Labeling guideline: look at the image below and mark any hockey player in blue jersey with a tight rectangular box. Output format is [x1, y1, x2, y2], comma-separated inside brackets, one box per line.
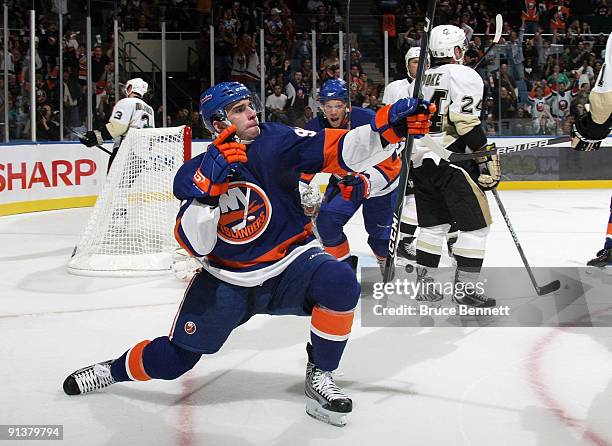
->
[300, 79, 401, 272]
[62, 81, 433, 427]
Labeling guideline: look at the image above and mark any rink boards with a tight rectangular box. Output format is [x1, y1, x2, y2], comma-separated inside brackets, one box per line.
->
[1, 137, 611, 216]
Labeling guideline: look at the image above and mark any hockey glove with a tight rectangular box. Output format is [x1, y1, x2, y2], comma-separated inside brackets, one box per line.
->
[79, 130, 104, 147]
[475, 143, 501, 190]
[571, 112, 610, 151]
[338, 173, 371, 201]
[371, 98, 435, 143]
[193, 125, 247, 196]
[407, 103, 436, 136]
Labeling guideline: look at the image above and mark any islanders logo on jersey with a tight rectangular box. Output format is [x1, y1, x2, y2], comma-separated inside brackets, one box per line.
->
[217, 181, 272, 244]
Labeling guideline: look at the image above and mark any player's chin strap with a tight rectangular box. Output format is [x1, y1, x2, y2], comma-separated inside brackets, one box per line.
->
[454, 53, 465, 65]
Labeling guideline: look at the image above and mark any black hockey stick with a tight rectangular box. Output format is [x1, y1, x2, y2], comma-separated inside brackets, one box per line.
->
[345, 0, 352, 128]
[65, 125, 113, 155]
[422, 132, 611, 161]
[491, 188, 561, 296]
[382, 0, 436, 283]
[473, 14, 503, 70]
[421, 134, 574, 161]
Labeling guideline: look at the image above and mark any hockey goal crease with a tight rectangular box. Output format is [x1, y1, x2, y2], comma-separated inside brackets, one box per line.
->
[68, 126, 192, 276]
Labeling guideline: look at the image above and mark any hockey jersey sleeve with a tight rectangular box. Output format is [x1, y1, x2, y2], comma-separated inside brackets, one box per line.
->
[589, 32, 612, 125]
[173, 153, 222, 257]
[105, 99, 132, 138]
[299, 116, 324, 185]
[363, 154, 401, 196]
[448, 67, 484, 136]
[174, 198, 220, 257]
[293, 125, 396, 175]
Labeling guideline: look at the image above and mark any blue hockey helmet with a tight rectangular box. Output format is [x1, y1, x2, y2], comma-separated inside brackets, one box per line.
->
[199, 82, 260, 133]
[319, 79, 349, 103]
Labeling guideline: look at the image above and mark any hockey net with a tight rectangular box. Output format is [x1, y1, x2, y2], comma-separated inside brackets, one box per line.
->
[67, 125, 192, 276]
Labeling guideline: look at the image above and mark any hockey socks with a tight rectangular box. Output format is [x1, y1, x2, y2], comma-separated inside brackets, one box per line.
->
[310, 305, 354, 371]
[308, 261, 359, 371]
[324, 238, 351, 261]
[400, 222, 417, 238]
[110, 336, 201, 382]
[415, 224, 449, 267]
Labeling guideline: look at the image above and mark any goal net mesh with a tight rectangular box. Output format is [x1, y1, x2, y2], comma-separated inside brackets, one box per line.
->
[67, 125, 190, 276]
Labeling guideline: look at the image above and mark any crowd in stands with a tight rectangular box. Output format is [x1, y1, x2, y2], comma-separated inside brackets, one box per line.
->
[0, 0, 609, 141]
[387, 0, 610, 135]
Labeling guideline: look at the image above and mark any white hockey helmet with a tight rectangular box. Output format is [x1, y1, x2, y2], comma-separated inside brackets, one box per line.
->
[429, 25, 468, 62]
[405, 46, 421, 65]
[124, 78, 148, 97]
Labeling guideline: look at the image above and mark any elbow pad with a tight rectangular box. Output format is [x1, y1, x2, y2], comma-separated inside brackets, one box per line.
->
[100, 124, 114, 140]
[105, 121, 128, 139]
[175, 199, 220, 257]
[446, 125, 488, 153]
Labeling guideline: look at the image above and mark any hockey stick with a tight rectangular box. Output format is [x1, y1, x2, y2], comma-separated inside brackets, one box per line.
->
[473, 14, 503, 70]
[345, 0, 352, 128]
[65, 125, 113, 155]
[382, 0, 437, 283]
[420, 134, 574, 162]
[491, 188, 561, 296]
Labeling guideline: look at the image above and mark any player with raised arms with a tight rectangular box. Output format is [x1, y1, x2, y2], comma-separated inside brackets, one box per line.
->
[62, 81, 433, 427]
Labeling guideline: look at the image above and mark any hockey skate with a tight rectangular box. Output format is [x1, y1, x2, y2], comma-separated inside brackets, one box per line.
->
[452, 270, 496, 308]
[587, 248, 612, 268]
[63, 360, 116, 395]
[396, 236, 417, 264]
[304, 343, 352, 427]
[405, 265, 444, 303]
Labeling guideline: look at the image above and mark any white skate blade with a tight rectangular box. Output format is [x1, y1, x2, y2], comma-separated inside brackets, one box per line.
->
[305, 398, 348, 427]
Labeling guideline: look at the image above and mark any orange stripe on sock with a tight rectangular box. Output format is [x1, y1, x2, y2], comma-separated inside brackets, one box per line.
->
[311, 305, 354, 339]
[128, 340, 152, 381]
[607, 222, 612, 235]
[324, 239, 350, 260]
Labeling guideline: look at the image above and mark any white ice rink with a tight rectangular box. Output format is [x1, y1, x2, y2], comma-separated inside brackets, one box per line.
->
[1, 188, 611, 446]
